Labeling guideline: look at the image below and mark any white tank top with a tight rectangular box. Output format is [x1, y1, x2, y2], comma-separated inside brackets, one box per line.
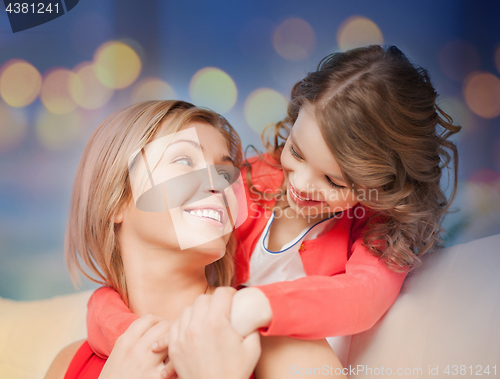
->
[243, 212, 352, 366]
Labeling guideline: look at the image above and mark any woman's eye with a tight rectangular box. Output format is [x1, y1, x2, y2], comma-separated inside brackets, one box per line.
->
[218, 170, 232, 182]
[173, 156, 192, 166]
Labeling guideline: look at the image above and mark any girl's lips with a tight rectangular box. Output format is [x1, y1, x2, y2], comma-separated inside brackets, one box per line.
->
[288, 183, 325, 207]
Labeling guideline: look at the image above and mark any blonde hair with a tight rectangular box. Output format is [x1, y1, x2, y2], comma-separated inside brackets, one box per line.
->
[65, 100, 242, 303]
[255, 45, 461, 271]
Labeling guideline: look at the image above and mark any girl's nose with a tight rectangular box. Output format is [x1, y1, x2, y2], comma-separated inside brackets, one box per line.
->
[291, 165, 314, 193]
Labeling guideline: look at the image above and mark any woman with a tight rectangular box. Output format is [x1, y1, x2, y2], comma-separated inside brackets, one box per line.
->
[44, 100, 345, 379]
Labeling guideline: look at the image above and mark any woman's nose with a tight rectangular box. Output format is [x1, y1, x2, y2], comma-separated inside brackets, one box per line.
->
[201, 165, 228, 194]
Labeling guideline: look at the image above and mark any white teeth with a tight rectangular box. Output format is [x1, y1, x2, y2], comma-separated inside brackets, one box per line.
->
[188, 209, 222, 223]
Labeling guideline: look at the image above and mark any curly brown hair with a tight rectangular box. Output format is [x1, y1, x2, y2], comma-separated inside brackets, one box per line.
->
[255, 45, 461, 271]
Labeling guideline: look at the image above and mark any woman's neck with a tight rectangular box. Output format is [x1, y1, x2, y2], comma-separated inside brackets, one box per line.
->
[121, 241, 213, 321]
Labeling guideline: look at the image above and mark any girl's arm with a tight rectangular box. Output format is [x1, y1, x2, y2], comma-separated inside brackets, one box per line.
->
[163, 287, 345, 379]
[231, 240, 408, 339]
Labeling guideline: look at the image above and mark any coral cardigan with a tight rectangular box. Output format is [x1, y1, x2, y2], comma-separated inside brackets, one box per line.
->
[233, 154, 409, 338]
[86, 154, 408, 357]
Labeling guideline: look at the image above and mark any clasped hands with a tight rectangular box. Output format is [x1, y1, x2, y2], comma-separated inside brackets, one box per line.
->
[99, 287, 269, 379]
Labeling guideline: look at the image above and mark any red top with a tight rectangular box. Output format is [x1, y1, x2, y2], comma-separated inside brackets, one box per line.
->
[234, 154, 409, 338]
[86, 153, 408, 356]
[64, 341, 106, 379]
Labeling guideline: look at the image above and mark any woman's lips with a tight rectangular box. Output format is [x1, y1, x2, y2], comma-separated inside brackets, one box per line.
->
[184, 207, 224, 227]
[288, 183, 325, 207]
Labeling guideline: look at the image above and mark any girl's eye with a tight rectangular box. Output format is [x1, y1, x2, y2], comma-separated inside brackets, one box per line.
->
[173, 156, 193, 166]
[289, 144, 303, 160]
[326, 175, 346, 189]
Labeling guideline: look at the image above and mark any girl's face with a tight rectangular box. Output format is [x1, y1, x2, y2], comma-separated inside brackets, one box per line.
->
[281, 104, 358, 218]
[119, 121, 241, 259]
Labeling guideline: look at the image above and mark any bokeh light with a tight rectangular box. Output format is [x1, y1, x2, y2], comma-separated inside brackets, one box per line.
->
[463, 179, 500, 217]
[439, 40, 481, 82]
[495, 45, 500, 76]
[0, 59, 42, 107]
[272, 18, 316, 61]
[337, 16, 383, 51]
[93, 41, 142, 89]
[131, 77, 177, 103]
[0, 101, 28, 152]
[40, 68, 78, 115]
[463, 71, 500, 119]
[438, 97, 475, 133]
[35, 108, 82, 150]
[244, 88, 288, 134]
[69, 62, 114, 110]
[189, 67, 237, 114]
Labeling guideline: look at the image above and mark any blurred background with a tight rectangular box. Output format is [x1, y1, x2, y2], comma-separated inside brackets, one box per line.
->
[1, 0, 499, 300]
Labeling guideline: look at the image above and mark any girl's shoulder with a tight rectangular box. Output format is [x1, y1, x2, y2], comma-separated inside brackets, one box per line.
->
[348, 203, 388, 242]
[242, 152, 284, 194]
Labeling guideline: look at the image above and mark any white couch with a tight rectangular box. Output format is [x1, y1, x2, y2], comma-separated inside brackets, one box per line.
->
[1, 234, 499, 379]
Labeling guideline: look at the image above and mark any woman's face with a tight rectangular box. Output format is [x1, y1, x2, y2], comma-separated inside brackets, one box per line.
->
[120, 121, 241, 260]
[281, 104, 358, 219]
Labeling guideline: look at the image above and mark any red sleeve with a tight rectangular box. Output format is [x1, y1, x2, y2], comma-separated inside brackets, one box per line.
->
[86, 287, 138, 358]
[255, 239, 409, 339]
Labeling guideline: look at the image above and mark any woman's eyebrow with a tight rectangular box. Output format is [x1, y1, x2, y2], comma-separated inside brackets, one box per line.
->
[168, 138, 234, 166]
[221, 155, 234, 165]
[168, 139, 201, 150]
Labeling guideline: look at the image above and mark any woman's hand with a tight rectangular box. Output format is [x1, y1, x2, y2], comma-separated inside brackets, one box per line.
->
[157, 287, 261, 379]
[98, 314, 170, 379]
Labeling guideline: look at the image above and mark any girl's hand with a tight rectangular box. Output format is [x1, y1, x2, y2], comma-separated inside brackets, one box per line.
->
[98, 314, 170, 379]
[230, 287, 273, 337]
[159, 287, 261, 379]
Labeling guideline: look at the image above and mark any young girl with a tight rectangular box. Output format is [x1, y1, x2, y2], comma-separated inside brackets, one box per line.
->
[44, 100, 344, 379]
[85, 45, 461, 374]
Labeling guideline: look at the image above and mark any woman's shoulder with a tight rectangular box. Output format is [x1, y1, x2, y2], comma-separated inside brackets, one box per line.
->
[44, 339, 86, 379]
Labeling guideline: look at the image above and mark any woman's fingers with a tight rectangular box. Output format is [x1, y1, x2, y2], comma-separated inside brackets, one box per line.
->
[151, 333, 169, 353]
[208, 286, 236, 320]
[189, 293, 211, 326]
[242, 331, 262, 365]
[161, 361, 177, 379]
[115, 314, 164, 348]
[140, 319, 171, 349]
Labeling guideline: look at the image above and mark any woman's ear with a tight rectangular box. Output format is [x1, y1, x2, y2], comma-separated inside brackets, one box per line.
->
[114, 202, 127, 224]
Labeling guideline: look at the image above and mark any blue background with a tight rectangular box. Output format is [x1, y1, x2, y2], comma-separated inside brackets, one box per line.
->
[1, 0, 499, 300]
